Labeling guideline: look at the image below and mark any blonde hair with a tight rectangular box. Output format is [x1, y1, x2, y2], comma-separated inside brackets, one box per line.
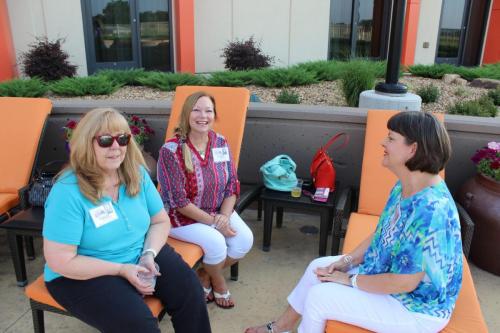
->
[61, 108, 146, 203]
[174, 91, 216, 173]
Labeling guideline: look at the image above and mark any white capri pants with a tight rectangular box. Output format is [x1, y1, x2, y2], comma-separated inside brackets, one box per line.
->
[288, 256, 449, 333]
[169, 211, 253, 265]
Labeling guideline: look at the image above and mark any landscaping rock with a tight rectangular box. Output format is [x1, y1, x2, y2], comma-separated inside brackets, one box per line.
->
[454, 78, 468, 86]
[470, 78, 500, 89]
[443, 74, 461, 84]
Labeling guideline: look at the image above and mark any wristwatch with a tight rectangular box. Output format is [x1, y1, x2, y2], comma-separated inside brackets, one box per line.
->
[142, 248, 158, 258]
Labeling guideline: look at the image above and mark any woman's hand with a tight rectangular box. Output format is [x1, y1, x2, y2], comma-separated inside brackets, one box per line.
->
[213, 214, 237, 237]
[118, 263, 156, 296]
[314, 258, 348, 278]
[317, 270, 351, 286]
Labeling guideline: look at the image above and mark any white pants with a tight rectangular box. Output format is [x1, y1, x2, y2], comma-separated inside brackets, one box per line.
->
[169, 211, 254, 265]
[288, 256, 449, 333]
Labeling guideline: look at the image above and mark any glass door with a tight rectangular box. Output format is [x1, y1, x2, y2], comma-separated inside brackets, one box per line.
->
[83, 0, 140, 73]
[436, 0, 470, 64]
[83, 0, 173, 74]
[137, 0, 172, 71]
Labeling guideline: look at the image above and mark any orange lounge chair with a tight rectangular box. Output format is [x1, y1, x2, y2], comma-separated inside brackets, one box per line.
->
[325, 110, 488, 333]
[25, 86, 253, 332]
[0, 97, 52, 222]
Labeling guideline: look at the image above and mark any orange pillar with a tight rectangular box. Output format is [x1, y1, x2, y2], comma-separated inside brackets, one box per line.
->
[482, 0, 500, 64]
[401, 0, 421, 66]
[0, 0, 16, 81]
[174, 0, 195, 73]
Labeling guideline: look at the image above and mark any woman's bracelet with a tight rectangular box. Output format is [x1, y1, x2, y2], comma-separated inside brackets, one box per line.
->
[342, 254, 354, 270]
[141, 248, 158, 258]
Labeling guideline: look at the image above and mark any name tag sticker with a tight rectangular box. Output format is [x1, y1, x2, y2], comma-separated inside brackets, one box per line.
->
[212, 147, 230, 163]
[89, 202, 118, 228]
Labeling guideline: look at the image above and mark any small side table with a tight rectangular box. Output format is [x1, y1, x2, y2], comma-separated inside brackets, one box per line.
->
[0, 207, 44, 286]
[260, 185, 338, 256]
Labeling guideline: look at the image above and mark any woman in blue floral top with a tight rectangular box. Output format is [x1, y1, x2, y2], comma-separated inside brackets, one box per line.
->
[246, 112, 463, 333]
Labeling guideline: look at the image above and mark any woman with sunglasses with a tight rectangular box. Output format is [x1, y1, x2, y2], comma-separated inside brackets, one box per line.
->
[157, 91, 253, 309]
[43, 108, 211, 333]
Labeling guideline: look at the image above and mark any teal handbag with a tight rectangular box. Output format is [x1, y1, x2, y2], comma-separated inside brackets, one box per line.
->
[260, 155, 298, 191]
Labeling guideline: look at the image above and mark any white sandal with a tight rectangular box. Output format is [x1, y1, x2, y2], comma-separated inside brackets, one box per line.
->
[202, 286, 213, 303]
[213, 290, 234, 309]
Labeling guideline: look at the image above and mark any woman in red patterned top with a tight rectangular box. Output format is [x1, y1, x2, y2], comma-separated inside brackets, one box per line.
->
[158, 91, 253, 309]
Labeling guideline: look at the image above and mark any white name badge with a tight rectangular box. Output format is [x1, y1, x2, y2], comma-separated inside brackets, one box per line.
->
[212, 147, 230, 163]
[89, 202, 118, 228]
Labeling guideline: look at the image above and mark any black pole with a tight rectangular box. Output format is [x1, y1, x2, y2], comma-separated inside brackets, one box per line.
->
[375, 0, 408, 94]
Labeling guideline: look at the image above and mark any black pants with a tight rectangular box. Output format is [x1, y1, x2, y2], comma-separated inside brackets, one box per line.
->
[46, 244, 211, 333]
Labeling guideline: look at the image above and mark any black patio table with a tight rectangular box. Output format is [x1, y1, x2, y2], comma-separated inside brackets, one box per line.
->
[260, 182, 340, 256]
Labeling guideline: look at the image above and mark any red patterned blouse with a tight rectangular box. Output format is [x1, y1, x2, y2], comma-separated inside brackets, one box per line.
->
[157, 130, 240, 227]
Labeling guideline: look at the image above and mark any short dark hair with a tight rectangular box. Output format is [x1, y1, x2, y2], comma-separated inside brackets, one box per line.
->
[387, 111, 451, 174]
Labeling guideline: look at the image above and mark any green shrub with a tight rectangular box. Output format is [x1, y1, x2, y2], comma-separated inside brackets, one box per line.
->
[408, 64, 457, 79]
[50, 76, 121, 96]
[205, 71, 254, 87]
[222, 36, 273, 71]
[96, 69, 149, 86]
[0, 78, 47, 97]
[137, 72, 205, 91]
[340, 62, 376, 107]
[409, 63, 500, 81]
[276, 89, 300, 104]
[487, 88, 500, 106]
[21, 37, 77, 81]
[252, 67, 317, 87]
[416, 84, 440, 103]
[448, 96, 498, 117]
[295, 59, 387, 81]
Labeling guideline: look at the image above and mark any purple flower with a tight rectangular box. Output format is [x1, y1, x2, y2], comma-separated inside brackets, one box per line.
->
[487, 142, 500, 151]
[130, 125, 141, 135]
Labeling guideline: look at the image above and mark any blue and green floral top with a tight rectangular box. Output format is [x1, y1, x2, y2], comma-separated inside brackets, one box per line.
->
[359, 181, 463, 319]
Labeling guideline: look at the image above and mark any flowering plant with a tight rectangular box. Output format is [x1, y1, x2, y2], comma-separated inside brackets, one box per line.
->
[62, 119, 78, 142]
[471, 141, 500, 181]
[126, 114, 155, 146]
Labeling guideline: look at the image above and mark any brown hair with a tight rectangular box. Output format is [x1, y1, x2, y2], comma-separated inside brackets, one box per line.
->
[175, 91, 216, 172]
[61, 108, 146, 203]
[387, 111, 451, 174]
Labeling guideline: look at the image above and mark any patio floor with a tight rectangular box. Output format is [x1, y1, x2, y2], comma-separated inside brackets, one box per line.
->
[1, 209, 498, 332]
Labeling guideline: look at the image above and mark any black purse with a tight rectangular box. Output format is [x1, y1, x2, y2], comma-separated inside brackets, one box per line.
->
[28, 161, 66, 207]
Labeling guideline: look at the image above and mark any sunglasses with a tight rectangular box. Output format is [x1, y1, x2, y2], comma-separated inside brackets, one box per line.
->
[94, 134, 131, 148]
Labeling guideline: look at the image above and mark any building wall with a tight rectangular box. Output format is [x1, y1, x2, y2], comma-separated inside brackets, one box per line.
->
[0, 0, 16, 81]
[194, 0, 329, 72]
[413, 0, 442, 65]
[6, 0, 88, 76]
[483, 0, 500, 64]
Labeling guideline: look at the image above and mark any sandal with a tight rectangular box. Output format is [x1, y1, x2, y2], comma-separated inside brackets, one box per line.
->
[213, 290, 235, 309]
[203, 286, 214, 303]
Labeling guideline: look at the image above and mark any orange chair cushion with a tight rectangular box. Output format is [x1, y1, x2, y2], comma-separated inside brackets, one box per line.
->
[167, 237, 203, 268]
[166, 86, 250, 168]
[0, 97, 51, 193]
[326, 212, 487, 333]
[25, 275, 165, 317]
[0, 192, 19, 215]
[358, 110, 444, 216]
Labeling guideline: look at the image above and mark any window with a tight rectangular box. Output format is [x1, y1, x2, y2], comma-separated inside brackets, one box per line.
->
[328, 0, 389, 60]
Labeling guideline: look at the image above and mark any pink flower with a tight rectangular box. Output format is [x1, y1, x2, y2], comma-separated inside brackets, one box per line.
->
[131, 115, 140, 123]
[491, 160, 500, 170]
[487, 142, 500, 151]
[66, 120, 77, 129]
[130, 125, 141, 135]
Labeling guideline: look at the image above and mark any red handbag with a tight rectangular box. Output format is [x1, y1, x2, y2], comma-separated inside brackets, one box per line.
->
[310, 133, 349, 192]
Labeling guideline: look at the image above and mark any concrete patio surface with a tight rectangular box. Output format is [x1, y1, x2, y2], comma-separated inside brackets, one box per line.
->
[1, 209, 498, 332]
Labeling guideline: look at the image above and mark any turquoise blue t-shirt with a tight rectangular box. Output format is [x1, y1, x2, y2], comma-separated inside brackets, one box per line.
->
[359, 181, 463, 319]
[43, 167, 164, 282]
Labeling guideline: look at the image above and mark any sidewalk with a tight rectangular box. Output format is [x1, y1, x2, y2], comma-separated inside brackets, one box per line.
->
[1, 209, 498, 332]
